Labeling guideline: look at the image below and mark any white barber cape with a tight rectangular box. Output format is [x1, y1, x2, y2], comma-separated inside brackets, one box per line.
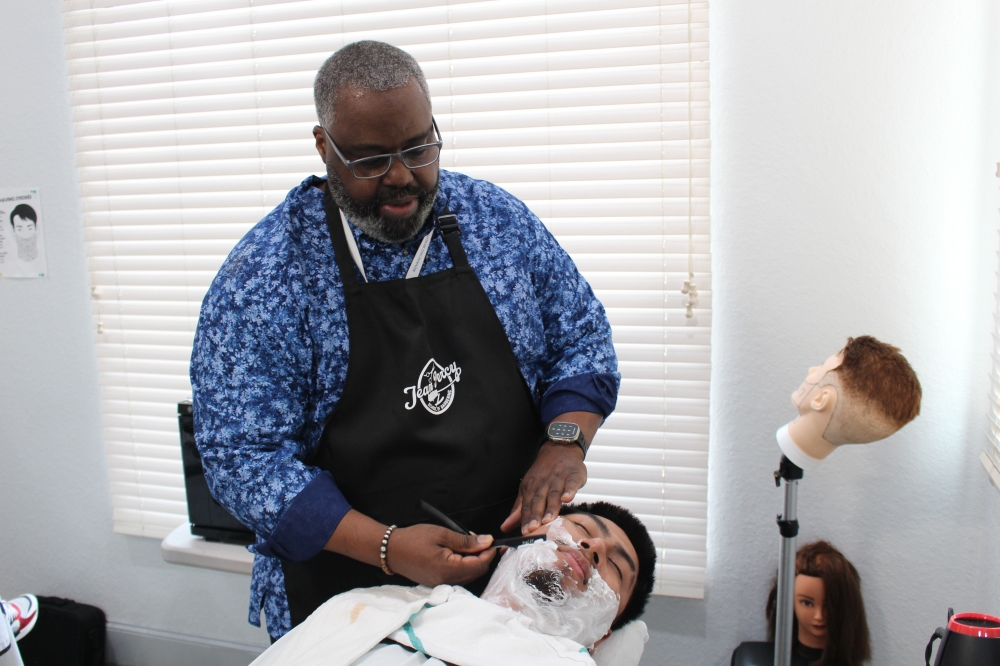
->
[250, 585, 648, 666]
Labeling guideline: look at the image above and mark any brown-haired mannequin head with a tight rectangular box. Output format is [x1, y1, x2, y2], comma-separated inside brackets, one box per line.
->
[777, 336, 922, 469]
[767, 540, 871, 666]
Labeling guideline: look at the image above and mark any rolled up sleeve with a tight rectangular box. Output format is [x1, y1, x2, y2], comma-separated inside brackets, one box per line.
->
[540, 372, 618, 424]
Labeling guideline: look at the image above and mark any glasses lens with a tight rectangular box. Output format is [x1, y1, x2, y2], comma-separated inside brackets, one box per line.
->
[400, 144, 441, 169]
[352, 155, 392, 179]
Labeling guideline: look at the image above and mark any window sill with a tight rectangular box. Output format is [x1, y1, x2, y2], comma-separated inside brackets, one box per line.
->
[161, 523, 254, 575]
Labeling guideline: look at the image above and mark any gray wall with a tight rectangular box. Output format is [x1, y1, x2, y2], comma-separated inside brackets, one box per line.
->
[0, 0, 271, 659]
[642, 0, 1000, 664]
[1, 1, 998, 665]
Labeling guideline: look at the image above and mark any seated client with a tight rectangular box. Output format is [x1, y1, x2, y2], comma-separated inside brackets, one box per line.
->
[252, 501, 657, 666]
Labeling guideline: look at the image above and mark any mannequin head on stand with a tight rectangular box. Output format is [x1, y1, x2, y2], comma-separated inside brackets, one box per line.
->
[778, 335, 922, 469]
[767, 540, 871, 666]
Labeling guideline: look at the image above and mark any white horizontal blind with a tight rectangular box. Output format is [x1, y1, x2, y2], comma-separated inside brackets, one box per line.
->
[62, 0, 710, 598]
[986, 233, 1000, 494]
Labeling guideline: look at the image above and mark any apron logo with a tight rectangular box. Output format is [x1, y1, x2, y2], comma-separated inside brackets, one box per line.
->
[403, 358, 463, 415]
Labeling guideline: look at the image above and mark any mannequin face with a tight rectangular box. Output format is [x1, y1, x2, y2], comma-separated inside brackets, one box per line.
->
[784, 352, 843, 461]
[791, 352, 843, 411]
[794, 574, 826, 649]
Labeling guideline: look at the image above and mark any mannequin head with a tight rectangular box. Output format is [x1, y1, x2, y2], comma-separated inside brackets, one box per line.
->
[781, 335, 921, 466]
[767, 540, 871, 666]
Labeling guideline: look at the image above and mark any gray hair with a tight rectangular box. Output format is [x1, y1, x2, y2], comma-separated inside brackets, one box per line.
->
[314, 40, 431, 129]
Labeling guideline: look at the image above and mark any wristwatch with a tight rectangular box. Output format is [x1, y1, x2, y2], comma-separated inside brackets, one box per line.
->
[546, 421, 589, 458]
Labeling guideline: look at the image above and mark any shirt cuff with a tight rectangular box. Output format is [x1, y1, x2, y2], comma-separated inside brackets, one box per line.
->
[256, 471, 352, 562]
[540, 372, 619, 425]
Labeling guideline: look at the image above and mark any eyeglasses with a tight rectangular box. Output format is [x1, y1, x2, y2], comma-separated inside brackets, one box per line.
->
[322, 118, 443, 180]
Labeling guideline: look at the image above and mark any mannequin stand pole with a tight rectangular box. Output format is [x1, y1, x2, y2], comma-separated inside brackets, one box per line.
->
[774, 456, 803, 666]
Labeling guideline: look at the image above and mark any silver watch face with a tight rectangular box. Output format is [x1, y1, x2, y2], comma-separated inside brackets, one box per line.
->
[548, 421, 580, 441]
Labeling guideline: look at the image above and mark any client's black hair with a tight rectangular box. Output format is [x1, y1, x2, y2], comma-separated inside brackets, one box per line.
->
[561, 501, 656, 630]
[10, 204, 37, 228]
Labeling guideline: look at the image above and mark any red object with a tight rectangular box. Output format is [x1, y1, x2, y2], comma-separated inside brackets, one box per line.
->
[948, 613, 1000, 639]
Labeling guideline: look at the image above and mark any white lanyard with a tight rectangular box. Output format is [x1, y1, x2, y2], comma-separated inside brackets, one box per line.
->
[339, 210, 433, 283]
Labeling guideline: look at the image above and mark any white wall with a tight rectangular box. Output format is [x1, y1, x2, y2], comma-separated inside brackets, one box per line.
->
[640, 1, 1000, 664]
[2, 1, 999, 665]
[0, 1, 270, 661]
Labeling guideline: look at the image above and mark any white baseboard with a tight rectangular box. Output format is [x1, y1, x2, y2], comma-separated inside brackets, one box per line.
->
[107, 622, 266, 666]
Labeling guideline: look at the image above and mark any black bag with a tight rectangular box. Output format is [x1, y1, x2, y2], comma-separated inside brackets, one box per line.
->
[16, 596, 105, 666]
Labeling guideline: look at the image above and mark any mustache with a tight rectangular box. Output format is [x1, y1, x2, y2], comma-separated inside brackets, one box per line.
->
[371, 184, 432, 205]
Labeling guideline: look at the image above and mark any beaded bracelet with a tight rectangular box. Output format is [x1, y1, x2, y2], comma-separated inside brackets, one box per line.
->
[380, 524, 398, 576]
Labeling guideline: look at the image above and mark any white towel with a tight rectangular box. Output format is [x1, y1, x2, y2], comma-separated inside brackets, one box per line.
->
[592, 620, 648, 666]
[250, 585, 592, 666]
[251, 585, 647, 666]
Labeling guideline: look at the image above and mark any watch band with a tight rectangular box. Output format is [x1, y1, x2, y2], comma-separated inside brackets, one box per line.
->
[547, 421, 589, 457]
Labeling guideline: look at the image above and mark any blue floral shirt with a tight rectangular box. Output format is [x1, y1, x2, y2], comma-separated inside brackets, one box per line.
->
[190, 170, 618, 638]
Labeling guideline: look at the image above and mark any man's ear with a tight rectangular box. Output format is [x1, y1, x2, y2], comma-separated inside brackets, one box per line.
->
[313, 125, 329, 163]
[809, 385, 837, 413]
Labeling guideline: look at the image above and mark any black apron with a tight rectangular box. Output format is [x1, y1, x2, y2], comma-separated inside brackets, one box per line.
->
[282, 188, 544, 626]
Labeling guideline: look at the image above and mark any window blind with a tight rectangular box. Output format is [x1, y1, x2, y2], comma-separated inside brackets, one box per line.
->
[62, 0, 710, 598]
[985, 229, 1000, 494]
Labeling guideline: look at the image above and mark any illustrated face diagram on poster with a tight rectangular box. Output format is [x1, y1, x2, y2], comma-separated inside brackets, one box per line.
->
[0, 189, 47, 278]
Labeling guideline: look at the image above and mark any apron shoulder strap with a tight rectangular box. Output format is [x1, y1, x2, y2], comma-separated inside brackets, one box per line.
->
[436, 213, 469, 269]
[323, 188, 361, 289]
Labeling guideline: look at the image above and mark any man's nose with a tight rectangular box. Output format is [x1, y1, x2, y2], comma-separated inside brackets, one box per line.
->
[381, 155, 415, 188]
[579, 538, 608, 566]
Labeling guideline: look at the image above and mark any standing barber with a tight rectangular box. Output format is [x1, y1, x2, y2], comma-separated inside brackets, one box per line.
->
[190, 41, 618, 640]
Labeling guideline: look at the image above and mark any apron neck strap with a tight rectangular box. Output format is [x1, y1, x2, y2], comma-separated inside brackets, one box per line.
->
[323, 188, 363, 288]
[323, 183, 469, 283]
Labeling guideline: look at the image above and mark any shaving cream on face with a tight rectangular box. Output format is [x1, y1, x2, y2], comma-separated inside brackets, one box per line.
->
[481, 517, 619, 648]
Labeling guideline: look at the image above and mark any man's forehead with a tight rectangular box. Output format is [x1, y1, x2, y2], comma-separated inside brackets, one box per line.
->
[569, 512, 634, 548]
[332, 81, 429, 120]
[570, 512, 612, 534]
[329, 80, 433, 150]
[575, 512, 610, 535]
[568, 513, 637, 567]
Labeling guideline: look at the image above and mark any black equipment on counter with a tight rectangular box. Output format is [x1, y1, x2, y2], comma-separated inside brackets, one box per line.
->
[17, 596, 105, 666]
[178, 400, 255, 545]
[926, 609, 1000, 665]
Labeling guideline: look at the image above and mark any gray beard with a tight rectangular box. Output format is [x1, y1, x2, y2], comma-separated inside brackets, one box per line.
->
[15, 235, 37, 262]
[326, 169, 438, 244]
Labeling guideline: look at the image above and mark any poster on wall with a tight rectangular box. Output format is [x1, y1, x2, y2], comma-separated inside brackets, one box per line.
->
[0, 188, 47, 278]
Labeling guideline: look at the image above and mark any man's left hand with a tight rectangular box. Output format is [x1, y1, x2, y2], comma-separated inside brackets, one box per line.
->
[501, 410, 602, 534]
[501, 442, 586, 535]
